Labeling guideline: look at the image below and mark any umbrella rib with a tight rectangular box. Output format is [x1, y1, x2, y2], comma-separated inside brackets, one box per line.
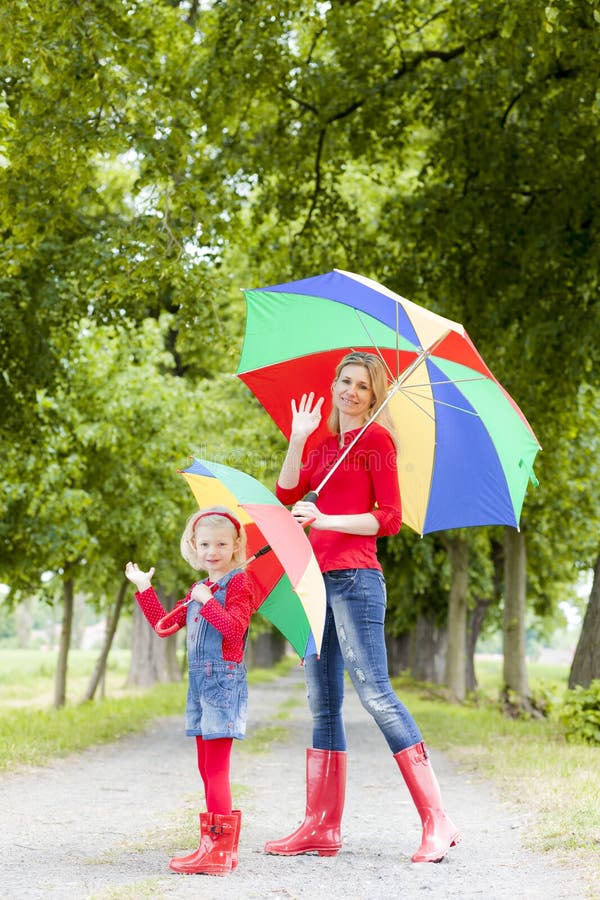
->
[400, 390, 437, 422]
[399, 388, 481, 417]
[395, 302, 400, 379]
[352, 309, 395, 382]
[401, 376, 488, 389]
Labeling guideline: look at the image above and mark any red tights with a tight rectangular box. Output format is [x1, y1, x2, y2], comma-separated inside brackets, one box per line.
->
[195, 736, 233, 815]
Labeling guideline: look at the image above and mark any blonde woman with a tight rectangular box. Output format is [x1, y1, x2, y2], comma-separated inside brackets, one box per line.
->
[265, 352, 460, 864]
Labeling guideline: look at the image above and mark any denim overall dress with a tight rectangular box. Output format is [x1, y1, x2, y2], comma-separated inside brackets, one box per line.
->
[184, 569, 249, 740]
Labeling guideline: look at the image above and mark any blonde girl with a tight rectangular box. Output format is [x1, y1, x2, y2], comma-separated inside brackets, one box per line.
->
[125, 505, 258, 876]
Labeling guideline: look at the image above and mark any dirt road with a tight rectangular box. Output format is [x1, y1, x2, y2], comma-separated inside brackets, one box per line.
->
[0, 666, 592, 899]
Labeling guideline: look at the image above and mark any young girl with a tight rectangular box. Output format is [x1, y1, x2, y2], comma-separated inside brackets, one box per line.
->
[124, 505, 259, 876]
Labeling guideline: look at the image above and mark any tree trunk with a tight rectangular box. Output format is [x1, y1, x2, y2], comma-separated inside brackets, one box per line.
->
[14, 597, 33, 649]
[569, 553, 600, 689]
[443, 536, 469, 702]
[411, 614, 447, 684]
[385, 631, 411, 677]
[82, 578, 128, 702]
[127, 593, 172, 687]
[502, 527, 530, 705]
[465, 597, 492, 693]
[54, 577, 74, 708]
[246, 630, 287, 668]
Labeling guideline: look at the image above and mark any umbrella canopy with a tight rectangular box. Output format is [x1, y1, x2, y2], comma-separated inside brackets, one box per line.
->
[237, 269, 541, 535]
[180, 458, 326, 658]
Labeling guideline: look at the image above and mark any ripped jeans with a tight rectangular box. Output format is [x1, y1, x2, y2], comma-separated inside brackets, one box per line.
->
[305, 568, 422, 754]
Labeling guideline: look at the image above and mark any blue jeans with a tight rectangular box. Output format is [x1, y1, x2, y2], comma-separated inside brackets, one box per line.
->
[305, 569, 422, 754]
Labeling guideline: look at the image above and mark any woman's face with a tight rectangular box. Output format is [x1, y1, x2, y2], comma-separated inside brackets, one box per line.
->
[332, 363, 374, 424]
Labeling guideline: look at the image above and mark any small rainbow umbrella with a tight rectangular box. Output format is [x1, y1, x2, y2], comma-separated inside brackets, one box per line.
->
[237, 269, 541, 535]
[179, 458, 326, 658]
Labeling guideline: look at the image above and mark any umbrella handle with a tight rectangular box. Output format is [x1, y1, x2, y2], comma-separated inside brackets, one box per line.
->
[155, 606, 186, 637]
[303, 491, 319, 503]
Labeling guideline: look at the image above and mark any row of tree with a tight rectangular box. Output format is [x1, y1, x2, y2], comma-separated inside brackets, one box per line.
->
[1, 0, 599, 707]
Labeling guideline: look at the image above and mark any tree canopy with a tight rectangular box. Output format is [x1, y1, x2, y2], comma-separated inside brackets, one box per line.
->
[1, 0, 598, 692]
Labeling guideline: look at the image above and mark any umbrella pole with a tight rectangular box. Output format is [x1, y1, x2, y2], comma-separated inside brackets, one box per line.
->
[304, 330, 451, 502]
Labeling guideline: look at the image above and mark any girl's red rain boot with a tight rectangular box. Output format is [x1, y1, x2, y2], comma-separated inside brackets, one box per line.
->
[169, 811, 237, 875]
[231, 809, 242, 869]
[394, 741, 461, 863]
[264, 748, 346, 857]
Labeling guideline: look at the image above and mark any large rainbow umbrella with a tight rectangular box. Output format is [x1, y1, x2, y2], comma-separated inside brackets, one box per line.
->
[237, 269, 541, 535]
[180, 458, 326, 658]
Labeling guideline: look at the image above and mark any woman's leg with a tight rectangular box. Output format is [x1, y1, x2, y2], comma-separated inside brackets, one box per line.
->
[263, 595, 347, 856]
[327, 568, 422, 752]
[304, 588, 347, 750]
[329, 569, 459, 861]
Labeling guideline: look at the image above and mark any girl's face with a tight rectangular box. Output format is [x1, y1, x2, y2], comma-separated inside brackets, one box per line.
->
[193, 522, 239, 579]
[332, 363, 374, 425]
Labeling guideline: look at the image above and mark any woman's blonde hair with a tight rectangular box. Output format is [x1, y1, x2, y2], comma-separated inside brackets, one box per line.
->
[180, 505, 247, 571]
[327, 351, 398, 443]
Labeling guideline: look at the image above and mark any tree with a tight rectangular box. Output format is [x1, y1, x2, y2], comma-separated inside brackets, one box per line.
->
[569, 554, 600, 689]
[184, 0, 599, 699]
[0, 0, 231, 444]
[442, 535, 469, 702]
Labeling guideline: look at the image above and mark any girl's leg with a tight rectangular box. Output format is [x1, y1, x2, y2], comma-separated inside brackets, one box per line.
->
[202, 737, 233, 815]
[169, 737, 239, 874]
[304, 593, 347, 751]
[195, 736, 208, 804]
[327, 568, 422, 752]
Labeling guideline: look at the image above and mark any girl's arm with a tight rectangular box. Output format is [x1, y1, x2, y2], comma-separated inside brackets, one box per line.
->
[134, 587, 189, 634]
[124, 562, 188, 634]
[200, 572, 257, 643]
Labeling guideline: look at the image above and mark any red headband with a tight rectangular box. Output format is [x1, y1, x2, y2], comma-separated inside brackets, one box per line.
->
[192, 511, 241, 534]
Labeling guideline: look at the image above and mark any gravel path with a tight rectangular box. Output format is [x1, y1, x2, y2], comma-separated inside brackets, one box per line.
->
[0, 666, 591, 900]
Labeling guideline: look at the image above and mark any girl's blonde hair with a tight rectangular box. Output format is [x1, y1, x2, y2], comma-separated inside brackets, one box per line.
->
[180, 505, 247, 571]
[327, 351, 398, 444]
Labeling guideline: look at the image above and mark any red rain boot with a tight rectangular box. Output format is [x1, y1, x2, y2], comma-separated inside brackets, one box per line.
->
[169, 811, 237, 875]
[231, 809, 242, 870]
[264, 748, 346, 856]
[394, 742, 461, 863]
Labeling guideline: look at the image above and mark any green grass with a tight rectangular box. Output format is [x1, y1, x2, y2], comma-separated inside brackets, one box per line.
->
[390, 662, 600, 888]
[0, 648, 296, 771]
[0, 647, 132, 707]
[0, 682, 186, 770]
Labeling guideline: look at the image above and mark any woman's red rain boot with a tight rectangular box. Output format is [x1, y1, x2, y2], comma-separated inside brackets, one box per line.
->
[264, 748, 346, 857]
[169, 811, 237, 875]
[394, 742, 461, 863]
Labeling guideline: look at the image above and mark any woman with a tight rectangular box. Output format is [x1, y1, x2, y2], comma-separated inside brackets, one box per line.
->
[264, 351, 460, 864]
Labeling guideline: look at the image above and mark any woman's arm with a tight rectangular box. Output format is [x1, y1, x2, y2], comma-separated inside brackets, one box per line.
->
[290, 427, 401, 537]
[291, 503, 380, 535]
[278, 393, 324, 489]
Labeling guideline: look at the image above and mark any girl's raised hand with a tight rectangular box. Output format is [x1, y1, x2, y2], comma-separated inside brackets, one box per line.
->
[290, 393, 324, 441]
[124, 561, 155, 592]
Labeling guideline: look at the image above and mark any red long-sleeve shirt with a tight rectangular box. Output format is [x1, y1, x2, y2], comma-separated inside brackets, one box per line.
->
[276, 422, 402, 573]
[135, 570, 257, 663]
